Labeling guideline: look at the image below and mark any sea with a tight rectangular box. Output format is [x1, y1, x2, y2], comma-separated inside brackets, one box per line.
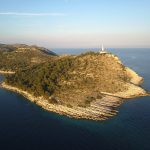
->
[0, 48, 150, 150]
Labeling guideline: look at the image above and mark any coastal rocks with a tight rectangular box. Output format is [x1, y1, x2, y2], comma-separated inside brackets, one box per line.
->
[0, 70, 15, 74]
[101, 66, 148, 99]
[1, 82, 148, 121]
[125, 67, 143, 85]
[0, 83, 121, 120]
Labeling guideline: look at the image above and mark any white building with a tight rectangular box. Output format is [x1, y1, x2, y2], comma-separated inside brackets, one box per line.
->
[99, 44, 107, 54]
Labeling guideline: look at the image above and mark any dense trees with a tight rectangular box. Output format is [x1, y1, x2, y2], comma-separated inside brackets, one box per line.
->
[3, 50, 130, 107]
[0, 44, 56, 71]
[5, 58, 74, 98]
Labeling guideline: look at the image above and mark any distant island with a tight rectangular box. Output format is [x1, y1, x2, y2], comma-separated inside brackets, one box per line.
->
[0, 44, 149, 121]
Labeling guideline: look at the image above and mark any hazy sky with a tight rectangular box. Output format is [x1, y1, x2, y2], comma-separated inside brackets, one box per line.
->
[0, 0, 150, 48]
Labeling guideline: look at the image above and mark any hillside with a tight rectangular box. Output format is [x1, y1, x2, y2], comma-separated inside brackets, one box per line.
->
[1, 49, 149, 120]
[0, 44, 56, 71]
[4, 52, 148, 108]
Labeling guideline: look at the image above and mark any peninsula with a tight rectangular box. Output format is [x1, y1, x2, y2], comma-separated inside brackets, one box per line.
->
[0, 44, 149, 120]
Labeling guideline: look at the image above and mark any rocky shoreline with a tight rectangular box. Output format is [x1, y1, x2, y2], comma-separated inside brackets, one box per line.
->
[1, 79, 148, 121]
[0, 70, 15, 74]
[0, 66, 149, 121]
[1, 82, 120, 120]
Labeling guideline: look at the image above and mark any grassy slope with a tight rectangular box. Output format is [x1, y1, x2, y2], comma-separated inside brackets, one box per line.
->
[0, 44, 56, 71]
[5, 52, 132, 107]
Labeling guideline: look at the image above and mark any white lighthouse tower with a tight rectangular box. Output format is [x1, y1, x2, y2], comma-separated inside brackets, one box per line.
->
[99, 44, 107, 54]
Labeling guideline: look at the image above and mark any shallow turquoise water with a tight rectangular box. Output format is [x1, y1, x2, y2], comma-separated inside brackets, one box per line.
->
[0, 48, 150, 150]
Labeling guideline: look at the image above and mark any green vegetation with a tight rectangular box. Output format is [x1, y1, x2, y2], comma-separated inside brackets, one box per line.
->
[0, 44, 56, 71]
[5, 58, 74, 98]
[79, 51, 99, 57]
[4, 50, 131, 107]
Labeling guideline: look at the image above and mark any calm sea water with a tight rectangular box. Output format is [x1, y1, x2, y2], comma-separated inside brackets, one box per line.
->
[0, 48, 150, 150]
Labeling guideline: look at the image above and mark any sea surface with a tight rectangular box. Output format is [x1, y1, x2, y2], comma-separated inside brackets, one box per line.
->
[0, 48, 150, 150]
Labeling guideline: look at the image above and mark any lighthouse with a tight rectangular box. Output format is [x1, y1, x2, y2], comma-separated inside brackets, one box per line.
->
[100, 44, 107, 54]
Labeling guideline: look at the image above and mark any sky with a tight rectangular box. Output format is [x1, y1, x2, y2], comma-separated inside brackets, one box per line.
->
[0, 0, 150, 48]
